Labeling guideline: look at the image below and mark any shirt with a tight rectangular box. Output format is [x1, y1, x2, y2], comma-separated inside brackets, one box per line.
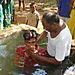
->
[15, 45, 48, 67]
[46, 23, 72, 61]
[26, 10, 40, 27]
[58, 0, 72, 18]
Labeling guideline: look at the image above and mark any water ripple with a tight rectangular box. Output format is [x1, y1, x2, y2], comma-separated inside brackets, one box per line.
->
[0, 45, 7, 57]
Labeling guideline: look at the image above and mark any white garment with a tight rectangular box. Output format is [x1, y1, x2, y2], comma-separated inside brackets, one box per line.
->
[46, 25, 72, 61]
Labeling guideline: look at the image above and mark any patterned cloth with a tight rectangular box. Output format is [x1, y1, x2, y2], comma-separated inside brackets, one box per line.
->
[15, 45, 48, 67]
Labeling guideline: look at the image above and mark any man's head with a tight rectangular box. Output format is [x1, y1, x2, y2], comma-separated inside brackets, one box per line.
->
[30, 2, 36, 13]
[23, 30, 37, 43]
[42, 12, 60, 32]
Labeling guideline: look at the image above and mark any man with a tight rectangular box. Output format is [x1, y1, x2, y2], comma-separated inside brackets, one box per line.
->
[26, 2, 40, 28]
[58, 0, 72, 18]
[58, 0, 72, 23]
[26, 12, 72, 75]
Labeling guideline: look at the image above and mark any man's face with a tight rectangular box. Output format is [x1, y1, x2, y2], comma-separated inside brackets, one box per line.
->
[42, 18, 58, 32]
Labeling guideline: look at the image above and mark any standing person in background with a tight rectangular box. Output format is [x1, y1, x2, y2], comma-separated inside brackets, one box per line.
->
[26, 2, 40, 28]
[10, 0, 14, 23]
[18, 0, 25, 11]
[68, 0, 75, 39]
[0, 0, 4, 30]
[2, 0, 11, 27]
[58, 0, 72, 23]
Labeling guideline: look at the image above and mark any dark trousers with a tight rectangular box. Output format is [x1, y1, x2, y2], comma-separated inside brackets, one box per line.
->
[19, 0, 25, 10]
[45, 56, 73, 75]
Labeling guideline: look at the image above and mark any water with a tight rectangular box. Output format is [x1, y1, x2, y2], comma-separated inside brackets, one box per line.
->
[0, 31, 47, 75]
[0, 31, 75, 75]
[0, 31, 25, 75]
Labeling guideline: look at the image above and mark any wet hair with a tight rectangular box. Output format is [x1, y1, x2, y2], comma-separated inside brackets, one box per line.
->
[30, 2, 36, 7]
[42, 12, 60, 25]
[23, 30, 37, 40]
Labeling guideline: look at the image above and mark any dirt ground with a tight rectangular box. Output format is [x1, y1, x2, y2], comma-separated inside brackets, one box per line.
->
[0, 3, 58, 39]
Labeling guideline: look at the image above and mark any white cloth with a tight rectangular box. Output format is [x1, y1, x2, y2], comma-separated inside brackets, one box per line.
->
[46, 25, 72, 61]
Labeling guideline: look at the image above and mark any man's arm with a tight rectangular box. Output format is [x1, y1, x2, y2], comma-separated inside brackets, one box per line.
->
[36, 12, 40, 28]
[36, 19, 39, 28]
[25, 14, 28, 24]
[37, 31, 47, 43]
[26, 44, 62, 64]
[30, 50, 62, 64]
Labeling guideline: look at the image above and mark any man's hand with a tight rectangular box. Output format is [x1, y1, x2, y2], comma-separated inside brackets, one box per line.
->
[25, 44, 34, 55]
